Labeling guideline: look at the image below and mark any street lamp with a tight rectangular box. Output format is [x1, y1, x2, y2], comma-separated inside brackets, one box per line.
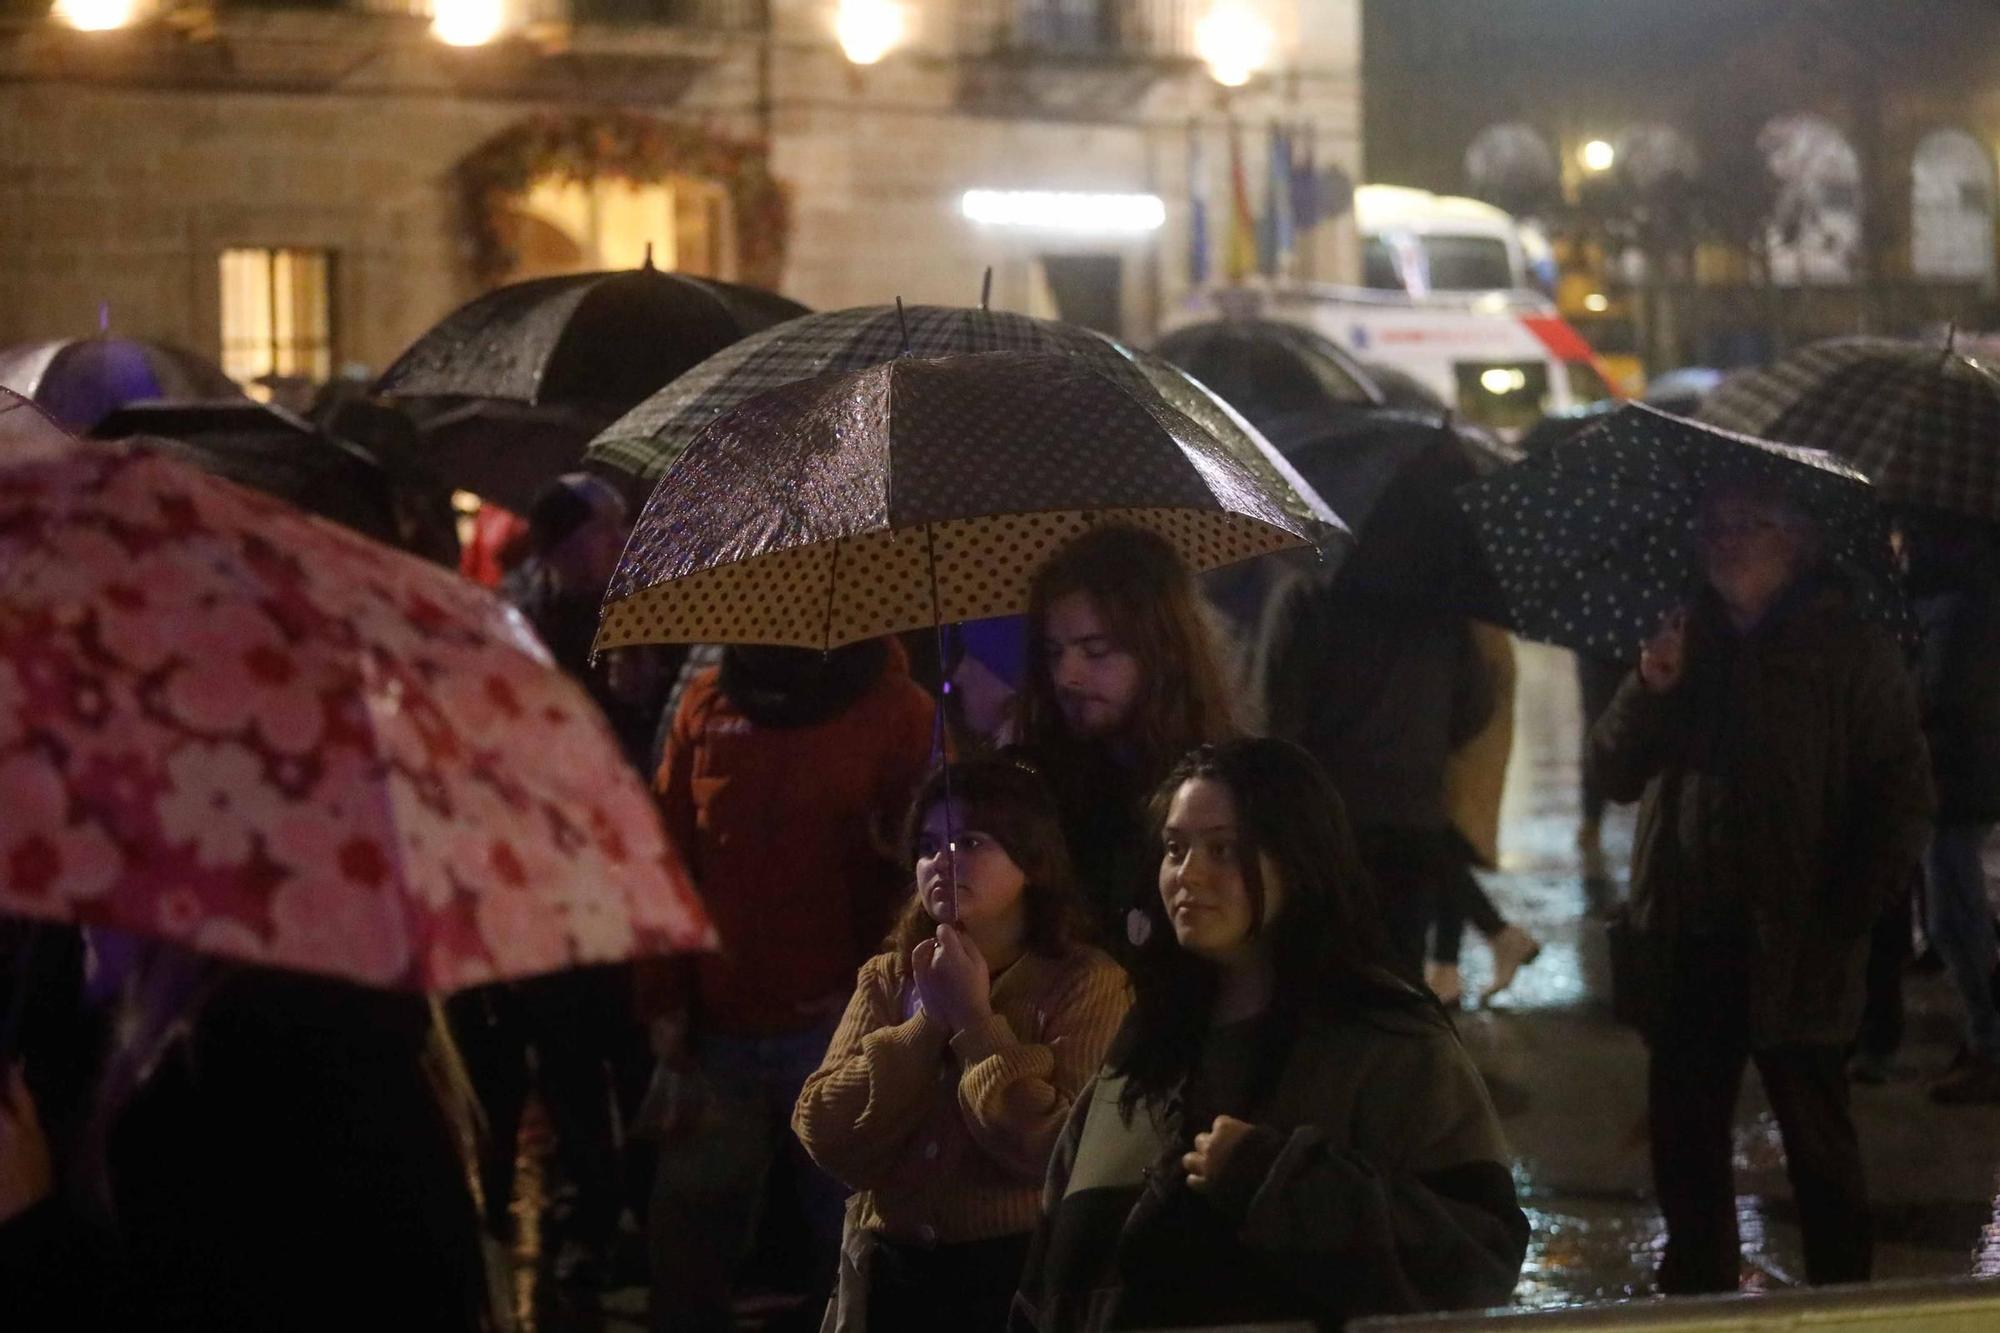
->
[1194, 3, 1275, 88]
[51, 0, 142, 31]
[836, 0, 904, 66]
[431, 0, 509, 46]
[1579, 140, 1616, 173]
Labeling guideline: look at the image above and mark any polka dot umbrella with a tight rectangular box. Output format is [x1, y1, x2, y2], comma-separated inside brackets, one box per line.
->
[595, 351, 1326, 652]
[1457, 402, 1906, 660]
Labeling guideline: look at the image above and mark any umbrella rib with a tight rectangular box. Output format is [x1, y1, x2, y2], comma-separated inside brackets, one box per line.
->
[820, 537, 843, 652]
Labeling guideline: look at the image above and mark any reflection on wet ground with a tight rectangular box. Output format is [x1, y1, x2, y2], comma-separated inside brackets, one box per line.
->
[519, 640, 2000, 1328]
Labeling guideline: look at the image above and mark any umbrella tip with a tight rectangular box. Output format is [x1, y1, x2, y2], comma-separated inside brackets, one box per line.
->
[98, 301, 110, 336]
[979, 267, 993, 312]
[895, 296, 911, 356]
[642, 242, 655, 272]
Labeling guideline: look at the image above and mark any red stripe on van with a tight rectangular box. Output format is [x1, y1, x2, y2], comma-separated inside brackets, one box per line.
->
[1518, 315, 1595, 362]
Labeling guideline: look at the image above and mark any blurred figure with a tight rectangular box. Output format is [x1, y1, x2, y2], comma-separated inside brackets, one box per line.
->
[1016, 527, 1238, 947]
[1592, 478, 1932, 1293]
[642, 639, 935, 1333]
[2, 932, 493, 1333]
[1905, 509, 2000, 1104]
[793, 760, 1126, 1333]
[1011, 740, 1525, 1330]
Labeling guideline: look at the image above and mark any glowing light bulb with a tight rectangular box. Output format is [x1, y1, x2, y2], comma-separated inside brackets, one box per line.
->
[52, 0, 140, 32]
[1583, 292, 1610, 313]
[432, 0, 508, 47]
[1580, 140, 1616, 173]
[1480, 367, 1530, 395]
[836, 0, 905, 66]
[1195, 3, 1275, 88]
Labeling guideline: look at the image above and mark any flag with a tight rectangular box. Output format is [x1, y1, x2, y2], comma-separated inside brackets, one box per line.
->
[1187, 122, 1209, 287]
[1289, 121, 1320, 235]
[1225, 124, 1258, 282]
[1260, 122, 1294, 278]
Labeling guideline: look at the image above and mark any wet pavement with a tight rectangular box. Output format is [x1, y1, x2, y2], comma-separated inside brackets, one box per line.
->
[516, 640, 2000, 1329]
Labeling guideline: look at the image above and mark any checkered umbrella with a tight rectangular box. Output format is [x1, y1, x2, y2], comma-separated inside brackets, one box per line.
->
[1697, 337, 2000, 521]
[582, 303, 1344, 543]
[1459, 403, 1904, 659]
[594, 351, 1320, 652]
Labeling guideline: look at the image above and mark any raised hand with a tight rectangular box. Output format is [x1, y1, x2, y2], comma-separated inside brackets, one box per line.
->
[1639, 608, 1689, 694]
[1182, 1114, 1254, 1192]
[911, 925, 991, 1033]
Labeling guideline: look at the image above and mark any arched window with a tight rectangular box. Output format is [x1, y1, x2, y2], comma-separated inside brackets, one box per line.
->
[1758, 113, 1862, 286]
[1464, 122, 1560, 218]
[1911, 128, 1996, 286]
[1618, 124, 1700, 193]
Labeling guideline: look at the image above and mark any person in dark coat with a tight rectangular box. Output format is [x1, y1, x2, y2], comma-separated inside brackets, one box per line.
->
[1, 934, 494, 1333]
[1905, 509, 2000, 1103]
[1255, 573, 1495, 973]
[1015, 527, 1239, 949]
[1591, 477, 1934, 1294]
[1010, 739, 1526, 1331]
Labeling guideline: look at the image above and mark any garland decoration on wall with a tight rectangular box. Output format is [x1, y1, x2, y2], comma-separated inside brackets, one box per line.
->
[456, 110, 792, 288]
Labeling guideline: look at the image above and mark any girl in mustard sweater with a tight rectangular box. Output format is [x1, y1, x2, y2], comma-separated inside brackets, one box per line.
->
[793, 758, 1129, 1333]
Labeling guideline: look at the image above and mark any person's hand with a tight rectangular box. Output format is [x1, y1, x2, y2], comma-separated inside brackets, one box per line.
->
[912, 925, 991, 1033]
[1638, 608, 1688, 695]
[1182, 1114, 1254, 1192]
[0, 1065, 53, 1225]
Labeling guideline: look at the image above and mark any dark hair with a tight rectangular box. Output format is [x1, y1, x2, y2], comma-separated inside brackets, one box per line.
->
[1017, 527, 1237, 783]
[886, 759, 1093, 960]
[1111, 738, 1434, 1117]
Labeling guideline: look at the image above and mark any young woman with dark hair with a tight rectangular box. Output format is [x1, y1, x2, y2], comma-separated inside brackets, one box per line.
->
[1015, 526, 1239, 945]
[1012, 738, 1527, 1332]
[793, 759, 1129, 1333]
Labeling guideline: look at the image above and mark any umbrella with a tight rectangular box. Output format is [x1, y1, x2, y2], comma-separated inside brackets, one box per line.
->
[377, 266, 807, 409]
[378, 268, 805, 508]
[0, 387, 73, 463]
[89, 399, 403, 546]
[0, 434, 713, 992]
[1265, 409, 1510, 618]
[1697, 337, 2000, 521]
[0, 337, 245, 431]
[595, 350, 1319, 652]
[1459, 403, 1903, 659]
[584, 303, 1345, 544]
[1151, 319, 1389, 428]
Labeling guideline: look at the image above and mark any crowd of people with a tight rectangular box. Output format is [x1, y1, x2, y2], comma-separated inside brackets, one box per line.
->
[4, 416, 1998, 1333]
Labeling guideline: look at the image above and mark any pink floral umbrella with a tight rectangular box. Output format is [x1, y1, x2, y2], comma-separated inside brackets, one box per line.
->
[0, 415, 714, 992]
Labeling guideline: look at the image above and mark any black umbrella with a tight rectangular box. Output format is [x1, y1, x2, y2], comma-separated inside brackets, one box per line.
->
[90, 399, 401, 545]
[377, 266, 807, 409]
[595, 351, 1320, 652]
[0, 337, 244, 431]
[1698, 337, 2000, 521]
[1459, 403, 1903, 659]
[1151, 319, 1388, 429]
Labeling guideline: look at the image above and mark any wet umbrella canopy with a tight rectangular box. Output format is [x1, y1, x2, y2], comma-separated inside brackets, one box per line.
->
[596, 351, 1319, 652]
[1698, 336, 2000, 521]
[1460, 403, 1903, 659]
[585, 302, 1343, 544]
[377, 267, 808, 410]
[0, 337, 244, 432]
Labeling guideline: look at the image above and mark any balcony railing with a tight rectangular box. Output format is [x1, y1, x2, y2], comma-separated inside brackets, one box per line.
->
[956, 0, 1203, 64]
[347, 0, 766, 29]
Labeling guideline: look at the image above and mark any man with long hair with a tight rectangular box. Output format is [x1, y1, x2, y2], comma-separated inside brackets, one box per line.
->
[1016, 526, 1238, 945]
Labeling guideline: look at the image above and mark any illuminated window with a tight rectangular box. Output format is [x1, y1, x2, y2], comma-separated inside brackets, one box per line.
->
[219, 248, 335, 387]
[513, 175, 735, 279]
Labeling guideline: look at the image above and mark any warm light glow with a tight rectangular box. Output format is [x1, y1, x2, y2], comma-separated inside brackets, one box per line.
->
[836, 0, 905, 66]
[1580, 139, 1617, 172]
[431, 0, 508, 47]
[961, 190, 1167, 233]
[1583, 292, 1610, 313]
[52, 0, 140, 31]
[1480, 366, 1530, 395]
[1194, 3, 1275, 88]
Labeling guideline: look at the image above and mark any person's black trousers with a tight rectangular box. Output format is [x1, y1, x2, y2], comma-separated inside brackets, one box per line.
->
[1647, 935, 1872, 1293]
[1356, 826, 1456, 974]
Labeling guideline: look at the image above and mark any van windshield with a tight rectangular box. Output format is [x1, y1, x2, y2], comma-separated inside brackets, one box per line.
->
[1420, 235, 1515, 291]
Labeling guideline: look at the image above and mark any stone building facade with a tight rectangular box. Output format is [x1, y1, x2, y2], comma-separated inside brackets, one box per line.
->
[0, 0, 1361, 384]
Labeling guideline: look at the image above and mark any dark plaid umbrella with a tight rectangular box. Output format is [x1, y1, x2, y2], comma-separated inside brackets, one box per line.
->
[595, 351, 1319, 652]
[1697, 337, 2000, 521]
[0, 337, 244, 431]
[377, 266, 807, 409]
[1459, 403, 1903, 659]
[582, 305, 1344, 546]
